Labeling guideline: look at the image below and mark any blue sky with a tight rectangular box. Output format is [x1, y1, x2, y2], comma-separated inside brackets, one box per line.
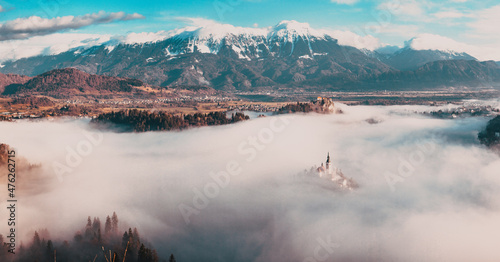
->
[0, 0, 499, 60]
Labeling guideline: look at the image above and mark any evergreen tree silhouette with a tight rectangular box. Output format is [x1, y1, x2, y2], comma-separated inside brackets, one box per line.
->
[104, 215, 112, 235]
[112, 212, 119, 234]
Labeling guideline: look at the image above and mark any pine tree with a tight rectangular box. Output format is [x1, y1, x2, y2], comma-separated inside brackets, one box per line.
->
[97, 228, 103, 244]
[92, 217, 101, 232]
[73, 231, 83, 243]
[169, 254, 176, 262]
[41, 238, 47, 252]
[31, 231, 42, 259]
[152, 249, 159, 262]
[133, 227, 141, 248]
[138, 244, 147, 262]
[112, 212, 119, 234]
[128, 228, 134, 241]
[126, 228, 136, 262]
[86, 216, 92, 228]
[104, 215, 112, 235]
[122, 231, 129, 249]
[32, 231, 41, 248]
[45, 240, 54, 261]
[84, 227, 93, 240]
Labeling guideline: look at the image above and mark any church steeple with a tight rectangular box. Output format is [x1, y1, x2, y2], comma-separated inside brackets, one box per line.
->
[326, 152, 331, 170]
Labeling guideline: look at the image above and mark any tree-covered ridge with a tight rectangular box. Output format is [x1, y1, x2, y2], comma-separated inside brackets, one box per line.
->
[0, 212, 175, 262]
[276, 97, 336, 114]
[479, 115, 500, 149]
[276, 102, 313, 114]
[91, 109, 249, 132]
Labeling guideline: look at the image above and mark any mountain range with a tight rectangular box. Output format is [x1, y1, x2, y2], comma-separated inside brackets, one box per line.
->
[0, 20, 498, 92]
[369, 47, 476, 71]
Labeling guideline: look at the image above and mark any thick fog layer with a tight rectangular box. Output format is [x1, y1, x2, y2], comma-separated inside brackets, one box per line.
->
[1, 103, 500, 262]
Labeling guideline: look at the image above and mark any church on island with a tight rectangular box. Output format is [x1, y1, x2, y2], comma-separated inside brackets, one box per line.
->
[305, 153, 358, 190]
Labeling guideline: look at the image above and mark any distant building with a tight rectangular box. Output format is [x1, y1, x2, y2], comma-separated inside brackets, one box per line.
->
[311, 152, 358, 190]
[312, 97, 336, 113]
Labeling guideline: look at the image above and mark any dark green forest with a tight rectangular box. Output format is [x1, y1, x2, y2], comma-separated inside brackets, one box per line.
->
[91, 109, 250, 132]
[275, 102, 314, 114]
[479, 115, 500, 147]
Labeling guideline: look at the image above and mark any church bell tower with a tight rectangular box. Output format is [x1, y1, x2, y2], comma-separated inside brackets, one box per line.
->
[326, 152, 331, 171]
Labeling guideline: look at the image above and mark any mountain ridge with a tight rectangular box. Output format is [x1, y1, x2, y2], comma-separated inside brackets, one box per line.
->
[0, 20, 497, 91]
[370, 47, 477, 71]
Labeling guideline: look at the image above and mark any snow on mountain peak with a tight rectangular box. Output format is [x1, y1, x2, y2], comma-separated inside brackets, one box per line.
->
[159, 19, 330, 58]
[170, 19, 267, 41]
[269, 20, 325, 40]
[168, 19, 325, 42]
[121, 31, 170, 44]
[162, 20, 268, 57]
[273, 20, 313, 34]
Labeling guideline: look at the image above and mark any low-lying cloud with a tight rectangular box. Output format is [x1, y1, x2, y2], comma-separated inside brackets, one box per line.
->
[1, 103, 500, 261]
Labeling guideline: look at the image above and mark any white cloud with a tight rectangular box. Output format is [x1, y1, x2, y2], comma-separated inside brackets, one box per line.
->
[325, 29, 384, 50]
[378, 0, 426, 17]
[330, 0, 358, 5]
[396, 1, 425, 16]
[171, 17, 268, 39]
[371, 2, 500, 60]
[117, 31, 169, 45]
[174, 17, 219, 27]
[406, 33, 471, 52]
[459, 5, 500, 60]
[433, 10, 471, 19]
[467, 5, 500, 39]
[404, 33, 500, 61]
[0, 11, 144, 41]
[379, 23, 420, 37]
[0, 5, 4, 12]
[0, 30, 181, 62]
[0, 33, 113, 62]
[2, 104, 500, 261]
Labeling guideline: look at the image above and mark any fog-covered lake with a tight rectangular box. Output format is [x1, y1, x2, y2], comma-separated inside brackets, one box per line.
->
[1, 102, 500, 262]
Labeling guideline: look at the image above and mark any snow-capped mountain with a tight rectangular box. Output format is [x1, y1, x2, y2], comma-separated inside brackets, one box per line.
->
[0, 20, 394, 89]
[161, 22, 267, 60]
[152, 20, 337, 60]
[0, 20, 497, 91]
